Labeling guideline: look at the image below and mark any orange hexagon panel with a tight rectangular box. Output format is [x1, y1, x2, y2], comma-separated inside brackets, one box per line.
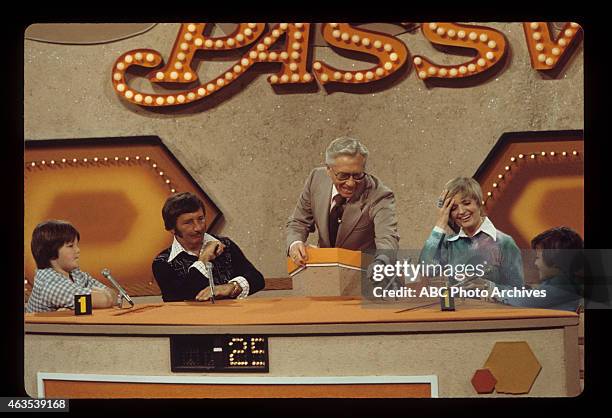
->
[471, 368, 497, 394]
[24, 136, 222, 297]
[483, 341, 541, 394]
[473, 130, 583, 285]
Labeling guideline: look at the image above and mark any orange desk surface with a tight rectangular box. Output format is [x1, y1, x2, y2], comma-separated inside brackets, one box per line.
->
[25, 296, 577, 327]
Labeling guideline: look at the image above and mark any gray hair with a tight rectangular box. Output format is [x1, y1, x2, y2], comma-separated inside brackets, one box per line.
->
[325, 136, 369, 165]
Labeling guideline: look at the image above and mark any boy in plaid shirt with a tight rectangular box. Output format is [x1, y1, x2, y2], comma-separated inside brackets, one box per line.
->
[26, 220, 117, 313]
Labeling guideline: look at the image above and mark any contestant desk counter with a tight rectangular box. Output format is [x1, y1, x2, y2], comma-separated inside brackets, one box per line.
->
[24, 296, 580, 398]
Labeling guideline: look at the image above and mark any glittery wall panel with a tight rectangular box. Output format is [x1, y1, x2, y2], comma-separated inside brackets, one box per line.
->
[24, 23, 584, 280]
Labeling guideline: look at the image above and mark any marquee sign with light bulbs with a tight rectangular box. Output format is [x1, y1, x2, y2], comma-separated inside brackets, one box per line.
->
[112, 22, 582, 108]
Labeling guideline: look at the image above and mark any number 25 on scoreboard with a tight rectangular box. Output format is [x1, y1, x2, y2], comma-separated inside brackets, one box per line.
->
[74, 294, 92, 315]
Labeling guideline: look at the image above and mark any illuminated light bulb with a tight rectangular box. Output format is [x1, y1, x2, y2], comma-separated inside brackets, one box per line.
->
[124, 54, 133, 63]
[341, 32, 350, 41]
[376, 67, 385, 76]
[205, 39, 214, 48]
[438, 68, 447, 76]
[510, 157, 516, 162]
[227, 38, 235, 47]
[135, 94, 143, 103]
[488, 40, 497, 49]
[468, 63, 476, 72]
[570, 22, 579, 28]
[545, 57, 554, 66]
[249, 51, 258, 59]
[245, 28, 253, 37]
[291, 73, 300, 82]
[362, 38, 371, 46]
[573, 150, 578, 155]
[263, 37, 273, 46]
[280, 74, 289, 83]
[174, 62, 183, 70]
[487, 192, 492, 196]
[477, 58, 486, 67]
[436, 27, 446, 36]
[320, 73, 329, 82]
[155, 72, 164, 80]
[166, 96, 175, 104]
[390, 52, 398, 62]
[125, 90, 134, 99]
[352, 34, 360, 43]
[184, 33, 193, 41]
[194, 38, 203, 47]
[30, 162, 35, 166]
[159, 171, 164, 176]
[550, 151, 555, 156]
[552, 47, 560, 56]
[280, 23, 288, 30]
[532, 32, 541, 41]
[92, 158, 97, 162]
[269, 75, 278, 83]
[374, 40, 382, 49]
[171, 189, 176, 193]
[144, 96, 153, 104]
[334, 71, 342, 80]
[145, 53, 155, 63]
[457, 30, 466, 38]
[562, 151, 567, 156]
[384, 43, 393, 52]
[535, 43, 544, 51]
[295, 23, 304, 29]
[469, 32, 478, 40]
[289, 62, 298, 71]
[291, 51, 300, 60]
[117, 83, 126, 92]
[449, 68, 458, 77]
[113, 72, 122, 81]
[187, 92, 196, 100]
[236, 34, 244, 42]
[272, 29, 280, 38]
[537, 54, 546, 62]
[225, 72, 233, 81]
[429, 23, 438, 30]
[565, 29, 574, 37]
[145, 157, 150, 161]
[62, 158, 67, 163]
[355, 72, 364, 81]
[165, 179, 170, 184]
[292, 42, 301, 50]
[170, 71, 179, 80]
[530, 154, 535, 159]
[486, 51, 495, 60]
[384, 62, 393, 70]
[303, 73, 312, 82]
[280, 52, 289, 60]
[234, 65, 242, 73]
[413, 57, 422, 65]
[180, 43, 189, 51]
[558, 38, 567, 47]
[428, 66, 437, 75]
[155, 97, 164, 105]
[541, 151, 546, 156]
[344, 72, 353, 81]
[123, 157, 129, 161]
[177, 95, 185, 103]
[498, 174, 503, 179]
[113, 157, 118, 162]
[215, 40, 224, 48]
[330, 23, 339, 28]
[530, 22, 539, 30]
[479, 33, 488, 42]
[258, 52, 268, 60]
[459, 66, 467, 74]
[365, 71, 374, 80]
[116, 62, 125, 70]
[247, 23, 257, 29]
[216, 78, 225, 87]
[447, 29, 456, 38]
[241, 58, 250, 66]
[184, 72, 193, 81]
[313, 61, 322, 70]
[256, 43, 265, 51]
[187, 24, 196, 32]
[505, 166, 510, 170]
[332, 30, 341, 39]
[493, 183, 498, 188]
[269, 52, 278, 60]
[198, 87, 206, 96]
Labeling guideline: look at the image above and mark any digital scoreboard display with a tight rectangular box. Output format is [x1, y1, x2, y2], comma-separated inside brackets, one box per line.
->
[170, 335, 269, 372]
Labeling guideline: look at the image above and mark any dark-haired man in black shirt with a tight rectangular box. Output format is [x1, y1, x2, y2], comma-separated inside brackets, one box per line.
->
[152, 192, 264, 302]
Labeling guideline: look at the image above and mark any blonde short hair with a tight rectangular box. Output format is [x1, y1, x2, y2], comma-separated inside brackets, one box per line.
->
[445, 177, 484, 208]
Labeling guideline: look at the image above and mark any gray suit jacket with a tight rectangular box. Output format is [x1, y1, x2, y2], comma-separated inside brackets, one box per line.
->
[286, 167, 400, 253]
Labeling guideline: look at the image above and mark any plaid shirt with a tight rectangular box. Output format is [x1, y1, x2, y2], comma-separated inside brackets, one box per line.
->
[25, 268, 108, 313]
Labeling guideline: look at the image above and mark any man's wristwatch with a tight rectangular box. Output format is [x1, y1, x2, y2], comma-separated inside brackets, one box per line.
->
[230, 282, 242, 298]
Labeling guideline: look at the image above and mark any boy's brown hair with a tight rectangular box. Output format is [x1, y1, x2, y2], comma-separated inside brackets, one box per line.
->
[31, 220, 80, 269]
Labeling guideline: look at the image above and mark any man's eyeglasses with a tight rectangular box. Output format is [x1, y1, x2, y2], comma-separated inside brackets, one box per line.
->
[329, 167, 366, 182]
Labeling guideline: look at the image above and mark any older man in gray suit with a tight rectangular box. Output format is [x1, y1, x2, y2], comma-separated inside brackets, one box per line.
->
[287, 137, 400, 266]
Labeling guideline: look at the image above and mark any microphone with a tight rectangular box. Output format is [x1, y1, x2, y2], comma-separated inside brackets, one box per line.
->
[101, 268, 134, 308]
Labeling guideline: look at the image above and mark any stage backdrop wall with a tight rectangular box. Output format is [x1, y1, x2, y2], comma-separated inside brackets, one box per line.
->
[24, 23, 583, 281]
